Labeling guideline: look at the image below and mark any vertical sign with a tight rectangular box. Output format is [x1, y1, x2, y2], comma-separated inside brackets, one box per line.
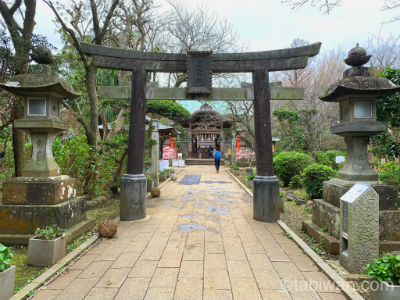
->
[187, 51, 212, 95]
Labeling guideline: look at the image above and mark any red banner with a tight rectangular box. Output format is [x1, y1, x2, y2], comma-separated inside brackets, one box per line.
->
[236, 137, 240, 152]
[170, 137, 176, 149]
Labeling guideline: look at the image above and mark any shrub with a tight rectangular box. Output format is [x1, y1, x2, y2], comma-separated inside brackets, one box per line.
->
[0, 243, 13, 271]
[314, 151, 331, 166]
[378, 162, 400, 188]
[231, 165, 239, 171]
[159, 170, 167, 175]
[314, 150, 346, 169]
[274, 151, 313, 186]
[146, 176, 152, 182]
[366, 254, 400, 284]
[34, 225, 64, 240]
[289, 174, 303, 188]
[247, 174, 255, 181]
[53, 136, 115, 198]
[302, 163, 337, 199]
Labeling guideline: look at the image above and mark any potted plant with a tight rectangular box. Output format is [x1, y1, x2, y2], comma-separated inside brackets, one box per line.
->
[0, 243, 15, 300]
[146, 176, 153, 193]
[246, 174, 255, 189]
[28, 225, 66, 266]
[230, 164, 240, 176]
[159, 170, 167, 182]
[366, 254, 400, 300]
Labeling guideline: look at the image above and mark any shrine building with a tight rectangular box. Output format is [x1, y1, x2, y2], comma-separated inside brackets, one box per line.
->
[180, 104, 232, 158]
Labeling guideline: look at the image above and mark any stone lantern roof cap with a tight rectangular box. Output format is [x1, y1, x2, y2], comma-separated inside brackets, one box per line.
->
[0, 73, 80, 99]
[320, 43, 400, 102]
[320, 76, 400, 102]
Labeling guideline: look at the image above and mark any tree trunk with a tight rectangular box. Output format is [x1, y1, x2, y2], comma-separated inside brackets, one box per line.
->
[12, 45, 32, 176]
[11, 103, 25, 177]
[105, 108, 128, 141]
[85, 64, 99, 146]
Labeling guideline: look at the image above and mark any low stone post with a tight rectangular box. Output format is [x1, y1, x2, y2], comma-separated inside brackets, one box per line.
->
[150, 119, 159, 176]
[231, 133, 236, 165]
[340, 182, 379, 273]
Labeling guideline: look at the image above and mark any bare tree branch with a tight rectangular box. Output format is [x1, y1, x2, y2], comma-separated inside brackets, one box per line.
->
[282, 0, 342, 14]
[43, 0, 89, 68]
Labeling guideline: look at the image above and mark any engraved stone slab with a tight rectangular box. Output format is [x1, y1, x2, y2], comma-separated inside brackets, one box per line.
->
[187, 51, 212, 95]
[339, 182, 379, 273]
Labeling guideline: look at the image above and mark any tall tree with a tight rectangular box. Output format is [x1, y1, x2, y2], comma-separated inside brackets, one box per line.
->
[273, 38, 314, 87]
[0, 0, 36, 176]
[272, 47, 346, 151]
[44, 0, 120, 147]
[165, 0, 241, 87]
[368, 30, 400, 73]
[225, 101, 256, 151]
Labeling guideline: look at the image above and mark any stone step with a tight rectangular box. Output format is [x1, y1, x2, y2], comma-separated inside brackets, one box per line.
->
[186, 159, 224, 165]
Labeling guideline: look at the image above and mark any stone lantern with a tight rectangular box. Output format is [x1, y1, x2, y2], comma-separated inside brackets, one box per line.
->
[321, 44, 400, 186]
[303, 44, 400, 256]
[0, 46, 92, 244]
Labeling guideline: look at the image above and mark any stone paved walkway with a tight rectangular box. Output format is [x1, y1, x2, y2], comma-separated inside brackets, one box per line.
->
[33, 166, 348, 300]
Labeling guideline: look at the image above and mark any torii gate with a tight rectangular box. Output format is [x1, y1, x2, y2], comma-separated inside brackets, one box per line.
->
[81, 42, 321, 222]
[97, 80, 305, 174]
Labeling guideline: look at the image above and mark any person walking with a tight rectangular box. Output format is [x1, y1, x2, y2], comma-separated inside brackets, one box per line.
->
[214, 148, 221, 173]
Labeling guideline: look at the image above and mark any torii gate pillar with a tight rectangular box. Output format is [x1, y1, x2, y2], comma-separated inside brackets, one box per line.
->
[120, 68, 147, 221]
[253, 68, 281, 221]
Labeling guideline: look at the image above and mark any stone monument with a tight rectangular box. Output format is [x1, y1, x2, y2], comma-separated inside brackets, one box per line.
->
[303, 44, 400, 254]
[340, 182, 379, 273]
[0, 46, 93, 244]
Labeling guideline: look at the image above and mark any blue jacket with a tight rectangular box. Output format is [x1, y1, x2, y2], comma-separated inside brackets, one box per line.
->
[215, 151, 221, 160]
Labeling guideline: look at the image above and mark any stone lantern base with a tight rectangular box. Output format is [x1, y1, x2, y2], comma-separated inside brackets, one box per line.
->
[0, 175, 93, 245]
[323, 178, 398, 209]
[2, 175, 77, 205]
[302, 177, 400, 255]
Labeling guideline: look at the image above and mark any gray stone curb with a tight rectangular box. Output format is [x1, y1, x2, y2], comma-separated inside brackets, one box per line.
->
[10, 235, 99, 300]
[227, 169, 365, 300]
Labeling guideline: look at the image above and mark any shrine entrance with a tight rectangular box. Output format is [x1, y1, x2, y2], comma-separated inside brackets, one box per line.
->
[180, 104, 231, 159]
[81, 42, 321, 222]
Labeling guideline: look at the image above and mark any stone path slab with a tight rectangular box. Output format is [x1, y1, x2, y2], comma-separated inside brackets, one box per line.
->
[33, 166, 348, 300]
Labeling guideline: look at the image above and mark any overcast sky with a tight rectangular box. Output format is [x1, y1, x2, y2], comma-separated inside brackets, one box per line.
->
[35, 0, 399, 54]
[33, 0, 399, 112]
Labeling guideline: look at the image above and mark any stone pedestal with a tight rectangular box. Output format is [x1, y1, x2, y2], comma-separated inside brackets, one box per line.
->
[2, 175, 77, 205]
[120, 174, 146, 221]
[0, 173, 89, 241]
[253, 176, 281, 222]
[323, 178, 398, 210]
[303, 198, 400, 254]
[0, 196, 87, 234]
[340, 183, 379, 273]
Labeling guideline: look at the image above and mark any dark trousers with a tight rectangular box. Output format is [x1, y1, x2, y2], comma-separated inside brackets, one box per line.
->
[214, 159, 220, 171]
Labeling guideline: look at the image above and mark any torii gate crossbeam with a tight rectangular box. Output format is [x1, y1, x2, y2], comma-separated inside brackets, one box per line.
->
[81, 42, 321, 222]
